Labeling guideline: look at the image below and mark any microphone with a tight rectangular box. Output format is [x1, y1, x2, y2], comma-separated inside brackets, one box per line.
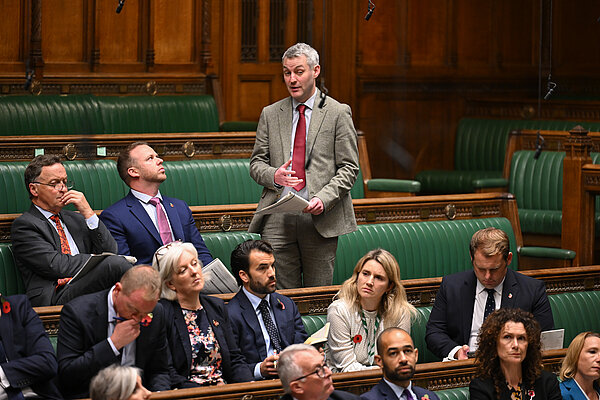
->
[543, 78, 556, 100]
[365, 0, 375, 21]
[116, 0, 126, 13]
[534, 131, 545, 160]
[24, 67, 34, 91]
[318, 84, 328, 108]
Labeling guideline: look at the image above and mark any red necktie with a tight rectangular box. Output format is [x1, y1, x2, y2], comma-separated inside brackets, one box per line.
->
[292, 104, 307, 191]
[149, 197, 173, 245]
[50, 214, 71, 255]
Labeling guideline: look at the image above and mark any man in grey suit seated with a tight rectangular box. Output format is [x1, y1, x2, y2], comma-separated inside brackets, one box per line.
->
[11, 154, 131, 306]
[249, 42, 360, 288]
[278, 344, 360, 400]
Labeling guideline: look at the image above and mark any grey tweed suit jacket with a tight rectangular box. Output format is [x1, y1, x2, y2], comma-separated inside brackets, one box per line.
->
[249, 89, 359, 238]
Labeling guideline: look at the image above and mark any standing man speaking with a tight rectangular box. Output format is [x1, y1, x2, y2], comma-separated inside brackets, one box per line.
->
[249, 43, 359, 289]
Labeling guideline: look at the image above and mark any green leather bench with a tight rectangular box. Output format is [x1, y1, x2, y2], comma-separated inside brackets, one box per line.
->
[0, 95, 220, 136]
[435, 387, 470, 400]
[416, 118, 600, 194]
[0, 243, 24, 296]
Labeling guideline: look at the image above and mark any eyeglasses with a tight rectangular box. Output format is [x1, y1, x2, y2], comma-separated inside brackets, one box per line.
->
[153, 240, 183, 270]
[291, 362, 329, 382]
[32, 180, 74, 190]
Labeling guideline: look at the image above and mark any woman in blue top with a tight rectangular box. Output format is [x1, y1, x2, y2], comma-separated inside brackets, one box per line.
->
[560, 332, 600, 400]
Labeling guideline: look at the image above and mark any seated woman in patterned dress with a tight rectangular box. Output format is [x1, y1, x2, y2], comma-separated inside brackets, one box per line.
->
[152, 241, 253, 388]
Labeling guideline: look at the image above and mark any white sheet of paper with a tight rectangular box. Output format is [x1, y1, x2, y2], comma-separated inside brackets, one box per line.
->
[254, 192, 309, 215]
[541, 328, 565, 351]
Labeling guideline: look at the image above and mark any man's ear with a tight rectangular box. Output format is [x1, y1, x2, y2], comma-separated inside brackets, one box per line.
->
[290, 380, 304, 396]
[374, 354, 383, 369]
[239, 270, 250, 285]
[506, 252, 513, 267]
[28, 183, 38, 198]
[127, 166, 140, 180]
[313, 64, 321, 80]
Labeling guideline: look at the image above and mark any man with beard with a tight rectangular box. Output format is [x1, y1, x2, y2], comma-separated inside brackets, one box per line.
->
[361, 328, 440, 400]
[100, 142, 212, 266]
[228, 240, 308, 379]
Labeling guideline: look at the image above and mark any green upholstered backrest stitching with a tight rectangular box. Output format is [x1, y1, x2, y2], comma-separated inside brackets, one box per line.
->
[350, 167, 365, 199]
[435, 387, 470, 400]
[201, 231, 261, 272]
[0, 244, 24, 296]
[549, 291, 600, 346]
[0, 161, 30, 214]
[96, 95, 220, 133]
[509, 150, 564, 211]
[334, 217, 519, 285]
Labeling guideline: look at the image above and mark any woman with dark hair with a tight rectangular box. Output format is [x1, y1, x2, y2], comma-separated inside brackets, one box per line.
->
[469, 308, 562, 400]
[326, 248, 416, 372]
[152, 241, 253, 388]
[559, 332, 600, 400]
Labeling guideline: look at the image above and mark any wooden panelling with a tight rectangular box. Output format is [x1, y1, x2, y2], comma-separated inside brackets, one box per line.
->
[0, 2, 25, 69]
[454, 0, 493, 69]
[357, 1, 401, 67]
[496, 0, 537, 70]
[238, 79, 272, 121]
[41, 0, 87, 64]
[153, 0, 195, 64]
[96, 0, 142, 65]
[406, 0, 449, 67]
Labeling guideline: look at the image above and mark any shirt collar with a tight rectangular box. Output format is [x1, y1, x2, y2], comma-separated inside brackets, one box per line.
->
[131, 189, 163, 204]
[475, 276, 505, 296]
[107, 285, 117, 323]
[383, 378, 414, 400]
[242, 286, 270, 311]
[292, 89, 318, 111]
[35, 204, 56, 220]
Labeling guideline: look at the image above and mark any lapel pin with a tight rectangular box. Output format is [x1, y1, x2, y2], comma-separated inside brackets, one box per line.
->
[212, 320, 219, 327]
[508, 293, 513, 299]
[169, 203, 174, 207]
[277, 298, 285, 310]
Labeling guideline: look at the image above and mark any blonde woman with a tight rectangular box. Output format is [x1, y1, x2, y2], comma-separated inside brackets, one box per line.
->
[560, 332, 600, 400]
[326, 248, 417, 372]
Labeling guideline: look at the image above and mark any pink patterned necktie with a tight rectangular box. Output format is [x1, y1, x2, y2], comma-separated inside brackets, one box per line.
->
[149, 197, 172, 245]
[292, 104, 307, 191]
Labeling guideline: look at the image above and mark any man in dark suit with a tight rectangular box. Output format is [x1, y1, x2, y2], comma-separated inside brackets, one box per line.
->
[0, 294, 63, 399]
[278, 344, 360, 400]
[57, 265, 170, 399]
[249, 42, 359, 288]
[227, 240, 308, 379]
[11, 154, 132, 306]
[100, 142, 212, 266]
[425, 227, 554, 361]
[361, 328, 440, 400]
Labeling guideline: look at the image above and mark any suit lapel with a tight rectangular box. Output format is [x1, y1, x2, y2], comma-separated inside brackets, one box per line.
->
[172, 301, 193, 371]
[125, 192, 162, 245]
[162, 197, 184, 241]
[269, 294, 288, 345]
[60, 210, 86, 253]
[278, 99, 293, 163]
[28, 204, 62, 250]
[306, 89, 326, 161]
[462, 272, 478, 345]
[377, 380, 399, 399]
[0, 310, 16, 360]
[237, 292, 268, 358]
[500, 269, 518, 308]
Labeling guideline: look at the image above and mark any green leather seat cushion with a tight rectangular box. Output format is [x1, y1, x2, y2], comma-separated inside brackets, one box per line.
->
[435, 387, 470, 400]
[549, 290, 600, 346]
[416, 170, 502, 194]
[0, 244, 24, 296]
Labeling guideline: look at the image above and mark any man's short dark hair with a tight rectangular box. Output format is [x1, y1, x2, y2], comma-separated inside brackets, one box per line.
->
[24, 154, 62, 199]
[117, 141, 149, 185]
[230, 239, 274, 286]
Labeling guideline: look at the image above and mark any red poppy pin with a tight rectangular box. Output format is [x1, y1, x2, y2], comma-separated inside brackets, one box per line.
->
[140, 313, 153, 327]
[213, 320, 220, 327]
[277, 298, 285, 310]
[1, 299, 10, 314]
[421, 395, 430, 400]
[170, 203, 174, 208]
[528, 390, 535, 400]
[508, 293, 513, 299]
[353, 334, 362, 344]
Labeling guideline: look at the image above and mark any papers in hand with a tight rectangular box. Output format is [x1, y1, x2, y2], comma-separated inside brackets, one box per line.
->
[305, 322, 330, 346]
[255, 192, 309, 215]
[201, 258, 239, 294]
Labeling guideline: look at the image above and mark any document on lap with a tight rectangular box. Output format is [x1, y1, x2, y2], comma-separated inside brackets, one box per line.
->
[67, 252, 136, 285]
[254, 192, 309, 215]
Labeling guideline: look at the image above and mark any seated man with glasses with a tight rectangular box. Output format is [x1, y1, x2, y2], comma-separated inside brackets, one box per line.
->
[277, 344, 360, 400]
[11, 154, 132, 306]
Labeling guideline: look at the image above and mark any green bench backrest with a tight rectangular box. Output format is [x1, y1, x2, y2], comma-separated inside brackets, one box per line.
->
[549, 290, 600, 346]
[0, 244, 24, 296]
[0, 95, 220, 135]
[455, 118, 600, 172]
[435, 387, 470, 400]
[96, 95, 219, 133]
[0, 160, 128, 214]
[201, 231, 261, 271]
[334, 217, 519, 285]
[509, 150, 565, 212]
[0, 95, 102, 136]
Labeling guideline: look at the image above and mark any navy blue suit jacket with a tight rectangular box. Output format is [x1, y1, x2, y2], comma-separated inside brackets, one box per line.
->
[227, 290, 308, 374]
[57, 289, 171, 398]
[160, 295, 253, 388]
[425, 268, 555, 360]
[560, 377, 600, 400]
[0, 295, 62, 399]
[361, 379, 440, 400]
[281, 390, 361, 400]
[100, 191, 212, 266]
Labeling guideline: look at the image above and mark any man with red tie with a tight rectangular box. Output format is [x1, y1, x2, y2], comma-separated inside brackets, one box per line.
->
[11, 154, 131, 306]
[249, 42, 360, 288]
